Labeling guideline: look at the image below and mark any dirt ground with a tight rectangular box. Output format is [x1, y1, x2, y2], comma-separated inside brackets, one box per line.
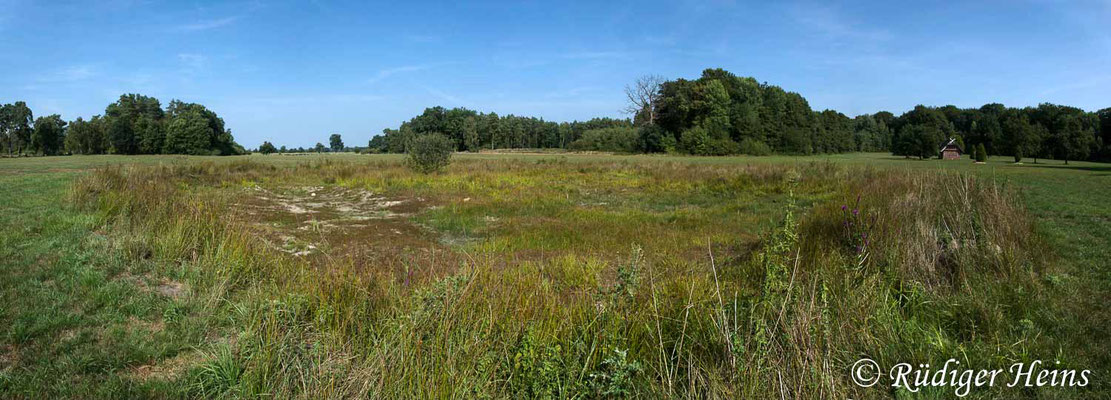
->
[232, 185, 456, 276]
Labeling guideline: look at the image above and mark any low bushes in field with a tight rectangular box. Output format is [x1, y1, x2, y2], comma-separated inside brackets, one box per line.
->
[69, 158, 1053, 398]
[568, 127, 639, 153]
[407, 133, 453, 173]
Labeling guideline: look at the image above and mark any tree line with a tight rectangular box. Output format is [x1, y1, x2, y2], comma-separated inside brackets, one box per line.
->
[888, 103, 1107, 164]
[257, 133, 352, 154]
[372, 68, 1110, 163]
[367, 107, 632, 154]
[0, 94, 244, 157]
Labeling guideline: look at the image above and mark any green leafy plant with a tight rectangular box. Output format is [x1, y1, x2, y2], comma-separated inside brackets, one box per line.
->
[588, 348, 641, 398]
[407, 133, 454, 173]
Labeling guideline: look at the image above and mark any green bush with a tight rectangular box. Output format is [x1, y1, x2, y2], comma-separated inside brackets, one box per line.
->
[258, 141, 277, 154]
[568, 127, 639, 153]
[407, 133, 454, 173]
[636, 125, 673, 153]
[679, 126, 710, 155]
[975, 143, 988, 162]
[679, 126, 740, 156]
[738, 138, 772, 156]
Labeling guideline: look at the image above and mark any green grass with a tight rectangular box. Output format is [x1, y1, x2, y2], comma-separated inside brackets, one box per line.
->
[0, 152, 1107, 398]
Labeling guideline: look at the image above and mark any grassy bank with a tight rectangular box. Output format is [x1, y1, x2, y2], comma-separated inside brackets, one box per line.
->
[1, 153, 1107, 398]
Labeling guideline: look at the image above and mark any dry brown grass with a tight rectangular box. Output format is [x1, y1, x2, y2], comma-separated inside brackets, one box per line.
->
[66, 157, 1054, 398]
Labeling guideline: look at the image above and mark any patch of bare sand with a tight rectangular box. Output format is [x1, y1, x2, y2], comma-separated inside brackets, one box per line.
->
[232, 185, 457, 275]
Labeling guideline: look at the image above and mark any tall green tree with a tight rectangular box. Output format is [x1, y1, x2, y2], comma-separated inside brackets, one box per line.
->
[259, 141, 277, 154]
[30, 114, 66, 155]
[0, 104, 11, 156]
[892, 105, 953, 158]
[1000, 110, 1038, 163]
[3, 102, 34, 156]
[166, 100, 239, 155]
[64, 116, 108, 154]
[1050, 114, 1094, 165]
[163, 110, 214, 155]
[136, 116, 165, 154]
[105, 94, 164, 154]
[1097, 108, 1111, 161]
[329, 133, 344, 151]
[898, 124, 946, 159]
[462, 116, 479, 151]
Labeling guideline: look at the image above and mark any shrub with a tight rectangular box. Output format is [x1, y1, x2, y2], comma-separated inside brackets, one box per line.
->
[568, 127, 639, 153]
[258, 141, 277, 154]
[407, 133, 454, 173]
[679, 126, 710, 155]
[975, 143, 988, 162]
[636, 125, 673, 153]
[738, 138, 772, 156]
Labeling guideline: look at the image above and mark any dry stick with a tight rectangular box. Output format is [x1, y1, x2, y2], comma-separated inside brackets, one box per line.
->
[777, 369, 787, 400]
[707, 239, 735, 370]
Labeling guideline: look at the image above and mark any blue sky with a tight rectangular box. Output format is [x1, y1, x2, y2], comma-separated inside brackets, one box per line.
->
[2, 0, 1109, 148]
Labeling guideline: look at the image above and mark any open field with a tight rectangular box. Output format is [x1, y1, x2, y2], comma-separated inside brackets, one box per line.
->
[1, 152, 1108, 398]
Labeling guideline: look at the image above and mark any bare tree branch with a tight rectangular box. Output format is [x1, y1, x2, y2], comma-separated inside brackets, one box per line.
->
[623, 74, 665, 126]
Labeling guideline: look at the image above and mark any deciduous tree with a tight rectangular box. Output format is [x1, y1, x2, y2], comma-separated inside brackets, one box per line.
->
[329, 134, 344, 152]
[163, 110, 214, 155]
[259, 141, 277, 154]
[624, 75, 665, 126]
[30, 114, 66, 155]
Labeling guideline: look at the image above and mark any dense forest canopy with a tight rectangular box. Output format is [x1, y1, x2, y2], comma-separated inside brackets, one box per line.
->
[1, 94, 244, 156]
[371, 68, 1110, 163]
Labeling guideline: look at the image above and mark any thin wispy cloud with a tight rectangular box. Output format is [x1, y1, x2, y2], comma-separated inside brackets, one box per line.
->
[367, 65, 433, 85]
[36, 65, 96, 83]
[177, 53, 208, 72]
[423, 87, 465, 105]
[789, 4, 891, 43]
[176, 16, 239, 32]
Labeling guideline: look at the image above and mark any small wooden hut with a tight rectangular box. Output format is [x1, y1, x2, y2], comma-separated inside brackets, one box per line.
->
[939, 138, 963, 160]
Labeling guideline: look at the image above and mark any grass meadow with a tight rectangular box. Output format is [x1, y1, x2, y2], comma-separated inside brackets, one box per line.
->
[0, 152, 1108, 398]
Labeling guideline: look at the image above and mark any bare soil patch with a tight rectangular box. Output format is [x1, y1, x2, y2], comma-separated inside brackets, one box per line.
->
[127, 350, 202, 382]
[232, 185, 456, 274]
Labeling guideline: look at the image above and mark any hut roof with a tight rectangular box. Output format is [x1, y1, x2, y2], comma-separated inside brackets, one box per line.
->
[939, 137, 963, 153]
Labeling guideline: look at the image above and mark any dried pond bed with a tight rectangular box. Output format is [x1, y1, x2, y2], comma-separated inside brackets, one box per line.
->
[232, 185, 451, 269]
